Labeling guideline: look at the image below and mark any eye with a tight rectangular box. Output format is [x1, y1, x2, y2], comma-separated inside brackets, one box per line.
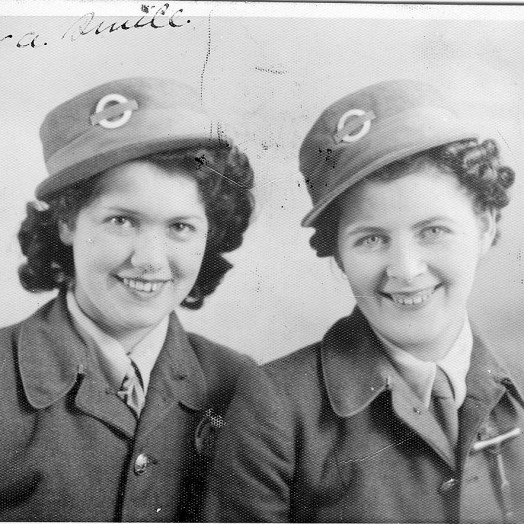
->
[169, 222, 197, 237]
[355, 234, 386, 250]
[420, 226, 450, 240]
[108, 216, 133, 228]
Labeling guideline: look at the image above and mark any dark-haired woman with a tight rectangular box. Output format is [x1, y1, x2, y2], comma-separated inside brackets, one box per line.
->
[0, 77, 255, 521]
[204, 80, 524, 523]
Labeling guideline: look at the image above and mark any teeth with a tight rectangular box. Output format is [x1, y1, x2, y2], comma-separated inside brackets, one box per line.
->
[390, 289, 433, 306]
[122, 277, 162, 293]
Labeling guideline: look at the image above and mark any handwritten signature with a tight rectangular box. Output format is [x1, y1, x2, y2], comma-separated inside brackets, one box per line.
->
[1, 3, 190, 49]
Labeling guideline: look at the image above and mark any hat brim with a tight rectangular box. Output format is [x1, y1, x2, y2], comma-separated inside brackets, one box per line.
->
[36, 135, 228, 200]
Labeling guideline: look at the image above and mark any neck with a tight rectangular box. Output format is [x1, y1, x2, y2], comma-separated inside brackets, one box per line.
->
[377, 321, 466, 363]
[100, 324, 156, 354]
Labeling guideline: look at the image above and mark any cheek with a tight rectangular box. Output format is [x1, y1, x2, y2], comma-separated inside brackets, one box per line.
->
[341, 254, 384, 294]
[73, 236, 129, 272]
[167, 241, 207, 273]
[432, 238, 482, 283]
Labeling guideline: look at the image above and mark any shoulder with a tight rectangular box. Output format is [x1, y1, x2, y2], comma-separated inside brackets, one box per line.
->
[263, 309, 367, 384]
[0, 319, 22, 346]
[474, 328, 524, 391]
[263, 341, 321, 386]
[187, 331, 254, 372]
[260, 311, 368, 410]
[0, 321, 23, 382]
[261, 340, 326, 416]
[187, 331, 256, 404]
[0, 296, 65, 351]
[0, 300, 53, 354]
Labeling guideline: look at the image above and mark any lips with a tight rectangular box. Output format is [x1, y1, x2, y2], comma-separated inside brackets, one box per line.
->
[381, 284, 441, 306]
[117, 276, 172, 293]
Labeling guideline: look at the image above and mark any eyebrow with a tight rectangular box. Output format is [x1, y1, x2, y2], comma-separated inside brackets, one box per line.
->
[102, 205, 207, 222]
[342, 216, 455, 237]
[412, 216, 456, 229]
[343, 225, 387, 237]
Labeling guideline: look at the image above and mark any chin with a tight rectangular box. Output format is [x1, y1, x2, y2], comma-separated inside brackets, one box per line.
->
[375, 325, 433, 349]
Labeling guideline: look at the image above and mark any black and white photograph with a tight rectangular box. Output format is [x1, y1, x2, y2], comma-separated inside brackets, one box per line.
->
[1, 1, 524, 521]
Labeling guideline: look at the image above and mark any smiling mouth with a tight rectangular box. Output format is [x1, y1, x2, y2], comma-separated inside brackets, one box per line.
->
[381, 284, 442, 306]
[118, 277, 171, 293]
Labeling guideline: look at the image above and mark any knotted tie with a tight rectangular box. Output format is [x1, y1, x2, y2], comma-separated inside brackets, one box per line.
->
[117, 360, 146, 418]
[431, 366, 459, 448]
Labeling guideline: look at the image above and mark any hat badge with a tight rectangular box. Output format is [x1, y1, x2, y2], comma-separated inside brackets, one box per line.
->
[90, 93, 139, 129]
[334, 108, 375, 144]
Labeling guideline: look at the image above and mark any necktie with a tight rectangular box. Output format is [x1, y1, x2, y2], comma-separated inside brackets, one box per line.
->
[431, 366, 459, 448]
[117, 360, 146, 418]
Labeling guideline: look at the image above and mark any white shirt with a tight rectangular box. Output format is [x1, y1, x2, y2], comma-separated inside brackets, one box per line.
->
[377, 316, 473, 409]
[66, 291, 168, 393]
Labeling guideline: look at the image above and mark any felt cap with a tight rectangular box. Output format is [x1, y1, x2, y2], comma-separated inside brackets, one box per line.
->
[37, 76, 229, 199]
[299, 79, 477, 227]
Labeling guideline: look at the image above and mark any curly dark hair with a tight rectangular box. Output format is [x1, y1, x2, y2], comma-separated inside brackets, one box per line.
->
[310, 139, 515, 258]
[18, 145, 255, 309]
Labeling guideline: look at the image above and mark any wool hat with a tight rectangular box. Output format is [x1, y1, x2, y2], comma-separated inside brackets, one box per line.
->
[299, 79, 477, 227]
[36, 76, 229, 200]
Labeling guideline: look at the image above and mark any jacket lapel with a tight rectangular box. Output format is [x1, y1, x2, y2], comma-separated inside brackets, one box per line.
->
[390, 378, 456, 469]
[458, 333, 524, 467]
[135, 312, 207, 440]
[74, 371, 138, 438]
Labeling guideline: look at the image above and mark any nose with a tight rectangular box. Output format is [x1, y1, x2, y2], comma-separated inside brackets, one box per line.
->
[385, 240, 427, 282]
[130, 230, 167, 273]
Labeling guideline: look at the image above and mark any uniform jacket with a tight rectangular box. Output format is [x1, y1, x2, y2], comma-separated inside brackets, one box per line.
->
[204, 308, 524, 523]
[0, 293, 253, 522]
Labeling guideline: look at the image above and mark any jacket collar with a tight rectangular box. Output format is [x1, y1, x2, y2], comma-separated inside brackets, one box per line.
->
[321, 308, 524, 418]
[18, 292, 86, 409]
[321, 308, 524, 469]
[321, 308, 392, 418]
[18, 293, 207, 413]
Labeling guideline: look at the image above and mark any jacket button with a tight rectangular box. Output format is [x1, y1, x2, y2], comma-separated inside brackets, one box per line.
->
[134, 453, 150, 475]
[439, 478, 458, 493]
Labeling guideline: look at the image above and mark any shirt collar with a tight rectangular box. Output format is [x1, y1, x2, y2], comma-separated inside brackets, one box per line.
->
[66, 291, 168, 392]
[438, 319, 473, 408]
[130, 316, 169, 392]
[377, 316, 473, 408]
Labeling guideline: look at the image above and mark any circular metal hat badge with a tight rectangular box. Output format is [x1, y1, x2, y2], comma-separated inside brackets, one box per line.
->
[335, 109, 375, 144]
[90, 93, 139, 129]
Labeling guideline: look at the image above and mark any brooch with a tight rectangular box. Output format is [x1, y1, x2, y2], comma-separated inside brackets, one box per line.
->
[194, 408, 226, 457]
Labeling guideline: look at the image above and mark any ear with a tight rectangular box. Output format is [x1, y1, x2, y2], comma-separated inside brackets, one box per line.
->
[478, 210, 497, 257]
[58, 220, 74, 246]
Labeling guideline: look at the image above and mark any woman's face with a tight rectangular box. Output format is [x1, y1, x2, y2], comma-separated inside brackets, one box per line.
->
[59, 160, 208, 339]
[336, 164, 495, 360]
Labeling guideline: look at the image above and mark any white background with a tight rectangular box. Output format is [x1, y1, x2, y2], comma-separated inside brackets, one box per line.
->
[1, 2, 524, 364]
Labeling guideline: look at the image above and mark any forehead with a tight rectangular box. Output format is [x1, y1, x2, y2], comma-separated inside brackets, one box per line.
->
[102, 160, 195, 191]
[86, 160, 203, 211]
[338, 163, 475, 225]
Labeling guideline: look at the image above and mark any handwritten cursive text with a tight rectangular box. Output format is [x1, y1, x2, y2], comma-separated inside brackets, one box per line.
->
[62, 3, 190, 42]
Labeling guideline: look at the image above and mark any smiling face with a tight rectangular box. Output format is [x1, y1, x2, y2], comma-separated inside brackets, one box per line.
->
[59, 160, 208, 342]
[336, 162, 496, 360]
